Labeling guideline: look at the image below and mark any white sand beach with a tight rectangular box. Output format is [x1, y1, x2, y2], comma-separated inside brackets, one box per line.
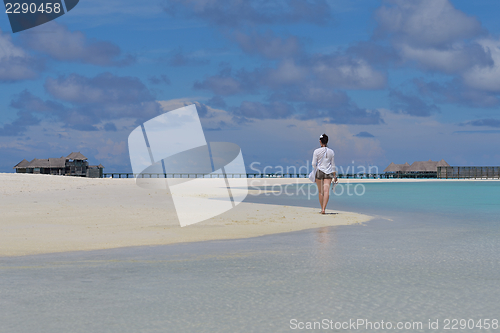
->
[0, 174, 373, 257]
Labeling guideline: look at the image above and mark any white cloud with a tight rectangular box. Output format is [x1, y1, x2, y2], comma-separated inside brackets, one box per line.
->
[0, 34, 25, 58]
[232, 30, 302, 59]
[399, 42, 491, 74]
[353, 109, 500, 167]
[158, 98, 240, 130]
[373, 0, 493, 77]
[158, 99, 385, 166]
[463, 38, 500, 92]
[44, 73, 156, 105]
[376, 0, 483, 48]
[264, 59, 309, 87]
[95, 139, 127, 161]
[21, 22, 134, 66]
[0, 29, 41, 81]
[312, 58, 386, 90]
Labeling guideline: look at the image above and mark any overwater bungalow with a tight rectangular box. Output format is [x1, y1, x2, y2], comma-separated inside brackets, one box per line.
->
[13, 152, 104, 178]
[384, 159, 449, 178]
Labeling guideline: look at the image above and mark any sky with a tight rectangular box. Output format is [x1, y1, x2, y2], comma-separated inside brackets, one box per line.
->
[1, 0, 500, 174]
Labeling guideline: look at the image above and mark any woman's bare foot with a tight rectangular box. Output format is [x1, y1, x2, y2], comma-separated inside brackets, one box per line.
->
[321, 210, 325, 214]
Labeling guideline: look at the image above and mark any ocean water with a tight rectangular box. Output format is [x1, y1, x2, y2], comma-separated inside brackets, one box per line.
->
[1, 182, 499, 333]
[251, 181, 500, 221]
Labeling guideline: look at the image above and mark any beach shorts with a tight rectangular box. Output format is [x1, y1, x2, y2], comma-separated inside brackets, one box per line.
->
[316, 170, 334, 180]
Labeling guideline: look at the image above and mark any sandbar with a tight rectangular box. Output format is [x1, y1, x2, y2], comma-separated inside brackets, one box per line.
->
[0, 173, 372, 257]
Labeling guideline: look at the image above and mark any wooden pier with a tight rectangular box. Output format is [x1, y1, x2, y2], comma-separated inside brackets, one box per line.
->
[103, 173, 385, 179]
[438, 166, 500, 179]
[102, 169, 500, 179]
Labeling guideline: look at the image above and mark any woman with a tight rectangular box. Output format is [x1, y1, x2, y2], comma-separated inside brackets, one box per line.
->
[312, 134, 337, 214]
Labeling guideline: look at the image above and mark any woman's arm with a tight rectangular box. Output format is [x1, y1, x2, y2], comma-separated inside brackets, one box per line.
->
[311, 150, 317, 167]
[331, 151, 337, 181]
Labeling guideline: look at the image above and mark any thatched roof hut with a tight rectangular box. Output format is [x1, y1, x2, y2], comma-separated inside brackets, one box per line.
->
[13, 159, 29, 169]
[24, 157, 67, 168]
[384, 162, 410, 172]
[437, 159, 450, 167]
[385, 159, 450, 173]
[13, 152, 103, 177]
[408, 159, 450, 172]
[66, 152, 87, 160]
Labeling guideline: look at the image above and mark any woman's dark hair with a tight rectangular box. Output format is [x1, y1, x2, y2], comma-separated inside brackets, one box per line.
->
[319, 133, 328, 145]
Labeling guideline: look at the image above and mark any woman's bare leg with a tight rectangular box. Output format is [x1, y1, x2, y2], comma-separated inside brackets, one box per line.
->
[315, 178, 324, 212]
[322, 178, 332, 213]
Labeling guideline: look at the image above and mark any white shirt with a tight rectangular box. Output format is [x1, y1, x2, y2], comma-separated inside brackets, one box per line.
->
[312, 147, 335, 174]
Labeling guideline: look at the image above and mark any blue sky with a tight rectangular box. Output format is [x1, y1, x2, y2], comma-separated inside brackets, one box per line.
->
[1, 0, 500, 173]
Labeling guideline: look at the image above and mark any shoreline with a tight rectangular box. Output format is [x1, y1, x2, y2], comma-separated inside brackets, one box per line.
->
[1, 173, 371, 257]
[110, 177, 500, 184]
[248, 178, 500, 184]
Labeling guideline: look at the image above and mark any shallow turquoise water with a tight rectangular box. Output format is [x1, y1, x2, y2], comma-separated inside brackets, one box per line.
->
[1, 182, 499, 333]
[250, 181, 500, 219]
